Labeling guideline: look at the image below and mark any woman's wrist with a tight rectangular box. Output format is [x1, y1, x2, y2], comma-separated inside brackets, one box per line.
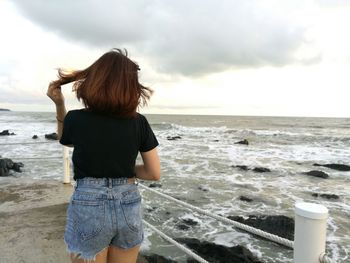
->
[55, 104, 67, 120]
[55, 101, 65, 108]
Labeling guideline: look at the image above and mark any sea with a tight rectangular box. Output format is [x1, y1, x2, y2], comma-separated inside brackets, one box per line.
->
[0, 111, 349, 263]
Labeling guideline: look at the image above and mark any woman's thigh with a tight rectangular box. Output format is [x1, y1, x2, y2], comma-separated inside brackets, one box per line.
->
[107, 245, 140, 263]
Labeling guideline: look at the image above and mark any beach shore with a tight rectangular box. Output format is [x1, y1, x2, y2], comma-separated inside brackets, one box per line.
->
[0, 177, 150, 263]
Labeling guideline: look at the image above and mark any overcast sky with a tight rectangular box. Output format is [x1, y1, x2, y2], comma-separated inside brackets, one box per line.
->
[0, 0, 349, 117]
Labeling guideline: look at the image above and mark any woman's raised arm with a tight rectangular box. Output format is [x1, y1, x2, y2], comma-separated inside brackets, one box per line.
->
[46, 80, 67, 140]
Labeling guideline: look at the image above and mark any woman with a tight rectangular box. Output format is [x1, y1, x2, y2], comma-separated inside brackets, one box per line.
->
[46, 49, 160, 263]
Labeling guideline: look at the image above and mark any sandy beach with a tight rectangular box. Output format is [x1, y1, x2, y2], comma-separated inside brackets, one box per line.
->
[0, 177, 150, 263]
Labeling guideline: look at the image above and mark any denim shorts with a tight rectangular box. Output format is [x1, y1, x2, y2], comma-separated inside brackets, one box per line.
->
[64, 177, 143, 262]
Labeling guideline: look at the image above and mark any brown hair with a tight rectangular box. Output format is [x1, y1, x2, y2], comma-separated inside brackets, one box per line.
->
[57, 48, 153, 118]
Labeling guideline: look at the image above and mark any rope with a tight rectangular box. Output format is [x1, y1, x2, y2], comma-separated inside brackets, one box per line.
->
[139, 183, 294, 248]
[319, 253, 335, 263]
[143, 220, 209, 263]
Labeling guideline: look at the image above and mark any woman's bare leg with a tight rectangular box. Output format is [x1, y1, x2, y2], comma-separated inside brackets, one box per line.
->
[69, 247, 108, 263]
[107, 245, 140, 263]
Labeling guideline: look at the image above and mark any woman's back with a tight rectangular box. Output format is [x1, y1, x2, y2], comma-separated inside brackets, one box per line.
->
[60, 109, 158, 180]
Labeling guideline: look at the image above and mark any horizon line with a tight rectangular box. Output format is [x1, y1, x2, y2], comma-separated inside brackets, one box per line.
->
[2, 109, 349, 119]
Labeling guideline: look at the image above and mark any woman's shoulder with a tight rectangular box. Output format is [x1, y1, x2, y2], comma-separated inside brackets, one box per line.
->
[67, 108, 89, 116]
[135, 113, 150, 123]
[64, 108, 87, 121]
[135, 112, 145, 119]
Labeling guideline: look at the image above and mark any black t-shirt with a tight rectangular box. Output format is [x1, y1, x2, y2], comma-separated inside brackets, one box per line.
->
[59, 109, 159, 180]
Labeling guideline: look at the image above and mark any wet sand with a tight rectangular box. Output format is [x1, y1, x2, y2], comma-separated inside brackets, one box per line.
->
[0, 177, 150, 263]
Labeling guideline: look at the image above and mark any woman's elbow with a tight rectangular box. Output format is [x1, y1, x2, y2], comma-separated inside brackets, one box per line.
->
[150, 170, 161, 181]
[153, 171, 160, 181]
[148, 160, 161, 181]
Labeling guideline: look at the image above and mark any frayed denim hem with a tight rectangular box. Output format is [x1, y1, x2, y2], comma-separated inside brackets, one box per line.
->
[64, 240, 108, 263]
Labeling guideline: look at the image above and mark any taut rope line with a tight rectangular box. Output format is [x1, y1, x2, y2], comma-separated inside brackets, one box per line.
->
[139, 183, 294, 248]
[143, 220, 209, 263]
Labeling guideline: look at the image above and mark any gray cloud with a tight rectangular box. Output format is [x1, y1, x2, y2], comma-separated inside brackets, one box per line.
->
[12, 0, 319, 76]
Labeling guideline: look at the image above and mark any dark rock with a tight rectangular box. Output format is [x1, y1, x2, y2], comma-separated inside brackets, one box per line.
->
[320, 194, 339, 199]
[176, 218, 199, 230]
[239, 196, 253, 202]
[313, 163, 350, 171]
[0, 158, 24, 176]
[234, 139, 249, 145]
[227, 215, 294, 241]
[140, 254, 177, 263]
[312, 193, 339, 200]
[0, 130, 15, 136]
[146, 206, 158, 213]
[167, 136, 182, 141]
[0, 167, 7, 177]
[176, 224, 190, 230]
[176, 238, 262, 263]
[165, 211, 171, 216]
[213, 139, 220, 142]
[12, 162, 24, 172]
[303, 170, 329, 179]
[149, 183, 162, 188]
[198, 185, 209, 192]
[0, 108, 11, 111]
[45, 133, 58, 140]
[32, 135, 38, 139]
[233, 165, 249, 171]
[2, 158, 13, 168]
[252, 167, 271, 173]
[182, 218, 198, 226]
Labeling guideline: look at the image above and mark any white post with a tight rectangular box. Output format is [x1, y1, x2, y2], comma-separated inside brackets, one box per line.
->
[63, 146, 71, 184]
[294, 202, 328, 263]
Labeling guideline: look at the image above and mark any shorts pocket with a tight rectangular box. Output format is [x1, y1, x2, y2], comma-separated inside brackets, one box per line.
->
[121, 190, 142, 233]
[70, 199, 105, 241]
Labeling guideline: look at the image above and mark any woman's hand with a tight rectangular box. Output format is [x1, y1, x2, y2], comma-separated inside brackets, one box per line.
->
[47, 80, 65, 106]
[47, 80, 67, 140]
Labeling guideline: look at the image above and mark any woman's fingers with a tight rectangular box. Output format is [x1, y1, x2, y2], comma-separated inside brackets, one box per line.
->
[47, 82, 59, 97]
[47, 81, 65, 105]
